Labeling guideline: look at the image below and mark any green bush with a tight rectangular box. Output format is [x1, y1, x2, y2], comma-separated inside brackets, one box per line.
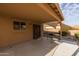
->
[75, 33, 79, 40]
[59, 31, 68, 36]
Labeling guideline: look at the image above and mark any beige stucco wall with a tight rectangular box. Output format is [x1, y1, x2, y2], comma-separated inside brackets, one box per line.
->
[0, 16, 33, 48]
[43, 24, 60, 32]
[68, 30, 79, 36]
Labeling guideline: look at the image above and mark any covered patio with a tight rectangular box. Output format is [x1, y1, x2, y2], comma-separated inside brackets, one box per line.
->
[1, 3, 77, 56]
[0, 3, 63, 48]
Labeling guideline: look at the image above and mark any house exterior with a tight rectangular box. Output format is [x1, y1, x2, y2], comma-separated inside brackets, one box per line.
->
[43, 21, 79, 36]
[43, 21, 60, 33]
[0, 3, 63, 48]
[61, 24, 79, 36]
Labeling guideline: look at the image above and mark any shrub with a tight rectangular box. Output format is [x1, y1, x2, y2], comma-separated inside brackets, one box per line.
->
[75, 33, 79, 40]
[59, 31, 68, 36]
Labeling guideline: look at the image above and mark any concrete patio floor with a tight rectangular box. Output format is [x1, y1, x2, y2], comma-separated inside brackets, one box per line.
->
[0, 37, 79, 56]
[0, 38, 58, 56]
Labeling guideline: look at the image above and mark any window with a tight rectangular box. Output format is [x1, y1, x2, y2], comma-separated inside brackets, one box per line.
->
[21, 22, 26, 30]
[13, 21, 26, 30]
[13, 21, 20, 30]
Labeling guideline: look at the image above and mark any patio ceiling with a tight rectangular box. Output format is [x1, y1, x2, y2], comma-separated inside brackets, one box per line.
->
[0, 3, 63, 23]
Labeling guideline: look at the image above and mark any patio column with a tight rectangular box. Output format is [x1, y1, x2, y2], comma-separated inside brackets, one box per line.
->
[41, 23, 44, 40]
[59, 21, 62, 40]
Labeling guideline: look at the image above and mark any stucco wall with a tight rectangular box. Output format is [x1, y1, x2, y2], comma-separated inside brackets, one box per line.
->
[68, 30, 79, 36]
[0, 16, 33, 48]
[43, 24, 60, 32]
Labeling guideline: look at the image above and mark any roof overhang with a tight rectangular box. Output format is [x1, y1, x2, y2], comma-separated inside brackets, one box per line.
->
[0, 3, 63, 23]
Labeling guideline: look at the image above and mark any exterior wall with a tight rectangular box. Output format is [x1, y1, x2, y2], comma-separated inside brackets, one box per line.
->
[43, 24, 60, 32]
[68, 30, 79, 36]
[0, 16, 33, 48]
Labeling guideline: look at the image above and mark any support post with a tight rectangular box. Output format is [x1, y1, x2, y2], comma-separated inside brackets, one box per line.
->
[59, 21, 62, 40]
[41, 23, 43, 40]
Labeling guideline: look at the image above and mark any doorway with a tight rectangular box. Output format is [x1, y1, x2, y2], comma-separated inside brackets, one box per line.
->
[33, 24, 41, 40]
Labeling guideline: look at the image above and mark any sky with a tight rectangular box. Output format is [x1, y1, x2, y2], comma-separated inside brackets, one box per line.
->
[60, 3, 79, 26]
